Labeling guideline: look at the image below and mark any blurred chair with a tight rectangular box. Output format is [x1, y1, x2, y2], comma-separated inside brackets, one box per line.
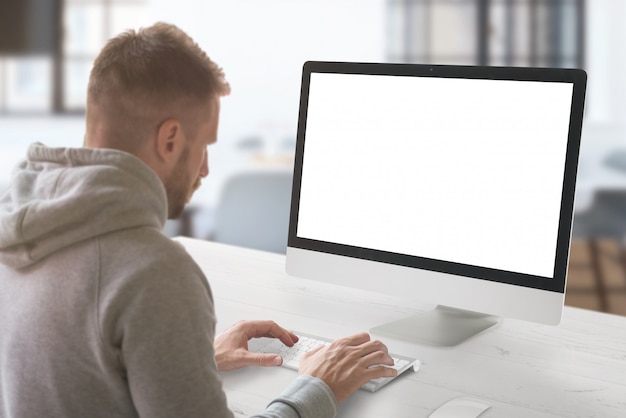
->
[212, 171, 293, 253]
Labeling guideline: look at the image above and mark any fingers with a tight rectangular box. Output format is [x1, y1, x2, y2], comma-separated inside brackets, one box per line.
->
[297, 332, 398, 404]
[331, 334, 391, 362]
[255, 353, 283, 367]
[237, 320, 299, 346]
[334, 332, 371, 347]
[272, 328, 299, 347]
[219, 350, 284, 371]
[365, 363, 399, 380]
[216, 320, 299, 371]
[363, 343, 398, 379]
[346, 339, 396, 378]
[306, 333, 394, 370]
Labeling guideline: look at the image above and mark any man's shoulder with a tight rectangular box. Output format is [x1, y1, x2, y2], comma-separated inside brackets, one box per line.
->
[96, 227, 207, 290]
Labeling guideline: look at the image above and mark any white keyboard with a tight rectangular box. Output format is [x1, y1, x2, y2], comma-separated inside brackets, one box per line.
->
[248, 331, 420, 392]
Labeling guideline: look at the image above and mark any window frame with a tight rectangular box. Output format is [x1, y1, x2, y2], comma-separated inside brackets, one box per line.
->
[386, 0, 585, 69]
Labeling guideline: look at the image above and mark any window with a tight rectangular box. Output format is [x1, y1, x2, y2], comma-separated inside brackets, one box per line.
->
[0, 58, 53, 112]
[387, 0, 585, 68]
[0, 0, 147, 114]
[63, 0, 148, 111]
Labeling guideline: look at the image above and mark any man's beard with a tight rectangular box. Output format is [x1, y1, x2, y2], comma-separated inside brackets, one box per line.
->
[188, 176, 202, 203]
[165, 151, 201, 219]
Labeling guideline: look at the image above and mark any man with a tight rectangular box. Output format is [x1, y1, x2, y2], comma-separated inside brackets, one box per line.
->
[0, 22, 396, 417]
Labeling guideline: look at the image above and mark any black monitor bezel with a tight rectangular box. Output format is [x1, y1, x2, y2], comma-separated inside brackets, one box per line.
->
[288, 61, 587, 294]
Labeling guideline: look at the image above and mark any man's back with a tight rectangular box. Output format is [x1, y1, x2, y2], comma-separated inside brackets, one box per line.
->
[0, 235, 133, 416]
[0, 145, 231, 417]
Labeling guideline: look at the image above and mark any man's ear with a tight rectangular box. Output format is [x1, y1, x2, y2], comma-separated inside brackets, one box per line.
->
[155, 118, 186, 165]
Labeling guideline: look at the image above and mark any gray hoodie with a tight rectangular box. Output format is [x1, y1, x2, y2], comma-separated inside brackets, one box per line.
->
[0, 143, 336, 418]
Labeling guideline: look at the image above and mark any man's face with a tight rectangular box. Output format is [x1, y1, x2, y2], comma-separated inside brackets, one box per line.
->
[165, 98, 220, 219]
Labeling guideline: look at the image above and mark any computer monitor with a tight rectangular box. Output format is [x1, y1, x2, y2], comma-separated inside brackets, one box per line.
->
[286, 61, 587, 347]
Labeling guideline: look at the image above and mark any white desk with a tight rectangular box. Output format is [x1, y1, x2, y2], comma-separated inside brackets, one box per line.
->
[175, 237, 626, 418]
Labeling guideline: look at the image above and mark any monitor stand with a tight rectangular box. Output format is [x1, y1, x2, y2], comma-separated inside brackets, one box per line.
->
[370, 305, 501, 347]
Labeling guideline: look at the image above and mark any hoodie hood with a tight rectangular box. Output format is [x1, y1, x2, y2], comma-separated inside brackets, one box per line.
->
[0, 143, 168, 269]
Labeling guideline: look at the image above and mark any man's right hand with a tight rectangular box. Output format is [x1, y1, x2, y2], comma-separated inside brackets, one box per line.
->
[297, 332, 398, 403]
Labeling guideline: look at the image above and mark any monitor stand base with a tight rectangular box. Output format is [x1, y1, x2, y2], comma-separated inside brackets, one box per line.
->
[370, 305, 501, 347]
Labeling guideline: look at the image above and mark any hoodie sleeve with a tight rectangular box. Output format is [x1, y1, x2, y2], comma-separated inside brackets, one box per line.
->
[252, 375, 338, 418]
[97, 233, 234, 418]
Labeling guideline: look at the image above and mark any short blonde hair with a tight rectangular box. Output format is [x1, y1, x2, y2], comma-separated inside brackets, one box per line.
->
[87, 22, 230, 149]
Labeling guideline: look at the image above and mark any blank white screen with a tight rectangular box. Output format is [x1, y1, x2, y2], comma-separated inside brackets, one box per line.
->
[296, 73, 574, 278]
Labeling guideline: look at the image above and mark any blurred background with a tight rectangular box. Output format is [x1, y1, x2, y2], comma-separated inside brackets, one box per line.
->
[1, 0, 625, 315]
